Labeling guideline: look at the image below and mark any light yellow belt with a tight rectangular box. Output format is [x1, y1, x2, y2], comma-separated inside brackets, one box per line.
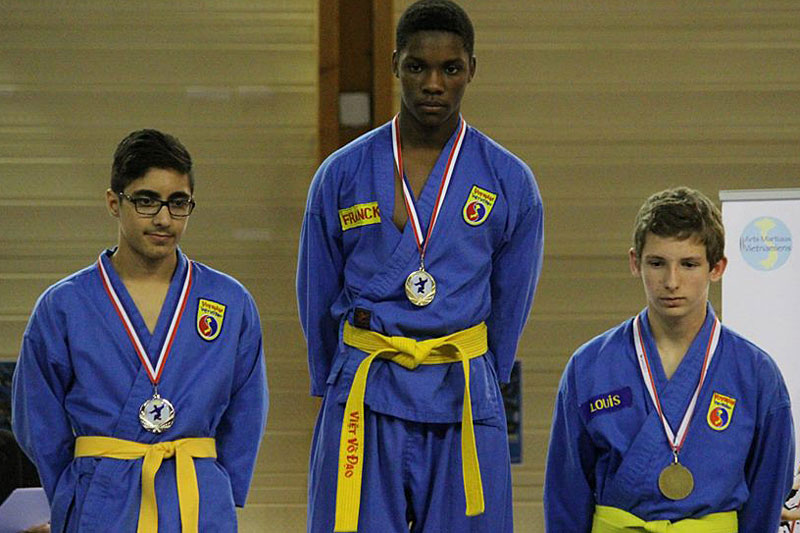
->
[75, 436, 217, 533]
[335, 321, 489, 532]
[592, 505, 738, 533]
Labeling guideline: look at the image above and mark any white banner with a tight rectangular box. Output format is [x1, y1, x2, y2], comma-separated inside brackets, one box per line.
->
[720, 189, 799, 531]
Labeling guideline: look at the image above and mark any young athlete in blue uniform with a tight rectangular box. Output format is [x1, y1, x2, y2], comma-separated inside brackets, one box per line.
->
[12, 130, 268, 532]
[297, 1, 544, 531]
[544, 187, 795, 532]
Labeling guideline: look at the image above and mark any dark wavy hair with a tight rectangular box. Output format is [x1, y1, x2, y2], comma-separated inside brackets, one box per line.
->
[111, 129, 193, 193]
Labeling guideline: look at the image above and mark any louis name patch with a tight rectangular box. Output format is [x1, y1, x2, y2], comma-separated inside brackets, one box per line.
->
[197, 298, 226, 341]
[580, 387, 633, 422]
[339, 202, 381, 231]
[462, 185, 497, 226]
[707, 392, 736, 431]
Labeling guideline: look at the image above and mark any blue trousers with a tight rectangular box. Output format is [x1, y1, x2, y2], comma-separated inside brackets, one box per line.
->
[307, 392, 514, 532]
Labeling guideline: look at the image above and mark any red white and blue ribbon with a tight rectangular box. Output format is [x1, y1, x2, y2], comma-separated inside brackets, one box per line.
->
[633, 314, 720, 456]
[98, 255, 193, 385]
[391, 114, 467, 261]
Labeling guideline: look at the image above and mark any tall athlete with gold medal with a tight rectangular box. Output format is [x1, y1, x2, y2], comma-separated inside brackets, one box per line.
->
[544, 188, 795, 532]
[13, 130, 268, 532]
[297, 2, 543, 531]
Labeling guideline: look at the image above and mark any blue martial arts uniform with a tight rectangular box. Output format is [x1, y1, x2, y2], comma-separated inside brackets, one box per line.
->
[297, 120, 543, 532]
[12, 250, 268, 533]
[544, 305, 795, 532]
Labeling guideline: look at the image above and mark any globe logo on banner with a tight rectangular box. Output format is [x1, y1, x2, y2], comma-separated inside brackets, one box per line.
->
[739, 217, 792, 271]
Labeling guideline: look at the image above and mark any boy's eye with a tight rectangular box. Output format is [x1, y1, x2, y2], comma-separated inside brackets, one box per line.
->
[134, 197, 159, 207]
[170, 199, 190, 208]
[445, 65, 461, 75]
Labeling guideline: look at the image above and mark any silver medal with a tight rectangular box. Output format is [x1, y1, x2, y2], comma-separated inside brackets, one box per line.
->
[405, 268, 436, 307]
[139, 393, 176, 433]
[392, 116, 465, 311]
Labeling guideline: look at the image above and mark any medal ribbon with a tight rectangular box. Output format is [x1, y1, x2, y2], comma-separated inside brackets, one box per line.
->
[391, 114, 467, 261]
[98, 255, 193, 385]
[633, 314, 720, 455]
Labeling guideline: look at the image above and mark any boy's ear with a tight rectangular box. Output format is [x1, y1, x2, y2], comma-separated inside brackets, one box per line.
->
[628, 248, 641, 276]
[709, 256, 728, 282]
[106, 188, 120, 217]
[468, 55, 476, 82]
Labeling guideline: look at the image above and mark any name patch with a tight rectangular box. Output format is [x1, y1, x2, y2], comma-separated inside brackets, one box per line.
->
[581, 387, 633, 422]
[462, 185, 497, 226]
[339, 202, 381, 231]
[707, 392, 736, 431]
[197, 298, 226, 341]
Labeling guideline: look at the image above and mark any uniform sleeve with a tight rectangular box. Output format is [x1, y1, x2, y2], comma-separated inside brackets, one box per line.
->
[487, 164, 544, 382]
[11, 294, 75, 502]
[543, 358, 596, 533]
[296, 161, 344, 397]
[738, 358, 795, 530]
[215, 293, 268, 507]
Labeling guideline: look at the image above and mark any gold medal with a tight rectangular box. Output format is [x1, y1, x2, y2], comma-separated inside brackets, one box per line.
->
[658, 461, 694, 500]
[405, 268, 436, 306]
[632, 316, 721, 504]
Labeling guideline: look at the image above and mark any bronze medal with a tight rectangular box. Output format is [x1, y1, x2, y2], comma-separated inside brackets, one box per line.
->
[658, 462, 694, 500]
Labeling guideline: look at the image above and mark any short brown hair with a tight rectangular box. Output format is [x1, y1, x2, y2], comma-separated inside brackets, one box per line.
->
[632, 187, 725, 268]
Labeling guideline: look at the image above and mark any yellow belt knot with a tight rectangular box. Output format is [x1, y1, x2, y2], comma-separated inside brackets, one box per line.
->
[150, 441, 177, 457]
[387, 335, 430, 366]
[335, 321, 489, 532]
[75, 435, 217, 533]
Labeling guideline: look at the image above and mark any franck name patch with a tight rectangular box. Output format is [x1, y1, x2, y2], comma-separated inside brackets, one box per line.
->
[580, 387, 633, 422]
[339, 202, 381, 231]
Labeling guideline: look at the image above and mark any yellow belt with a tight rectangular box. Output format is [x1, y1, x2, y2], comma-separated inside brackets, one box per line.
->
[592, 505, 738, 533]
[335, 321, 489, 532]
[74, 436, 217, 533]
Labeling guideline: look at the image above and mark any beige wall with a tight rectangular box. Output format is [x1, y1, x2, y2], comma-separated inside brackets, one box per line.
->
[2, 2, 798, 532]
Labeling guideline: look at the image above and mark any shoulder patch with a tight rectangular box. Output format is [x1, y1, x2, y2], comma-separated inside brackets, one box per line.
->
[463, 185, 497, 226]
[339, 202, 381, 231]
[197, 298, 226, 341]
[707, 392, 736, 431]
[580, 387, 633, 422]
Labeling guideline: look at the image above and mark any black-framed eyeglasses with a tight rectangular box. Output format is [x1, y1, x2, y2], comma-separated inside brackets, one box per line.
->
[117, 192, 195, 217]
